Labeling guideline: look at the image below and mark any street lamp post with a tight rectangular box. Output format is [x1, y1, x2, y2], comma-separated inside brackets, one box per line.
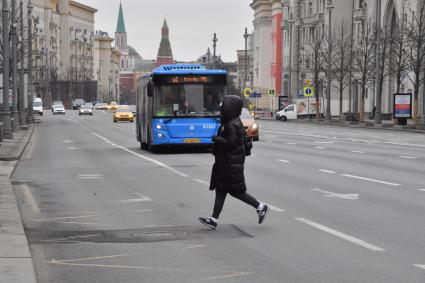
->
[27, 0, 34, 123]
[1, 0, 13, 138]
[212, 33, 217, 69]
[11, 0, 20, 130]
[243, 27, 249, 88]
[19, 0, 27, 126]
[325, 0, 334, 121]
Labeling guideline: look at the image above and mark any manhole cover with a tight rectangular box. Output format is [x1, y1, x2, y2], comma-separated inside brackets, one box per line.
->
[28, 225, 253, 244]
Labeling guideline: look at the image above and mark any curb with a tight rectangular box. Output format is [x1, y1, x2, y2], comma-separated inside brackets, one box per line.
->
[0, 126, 35, 161]
[0, 125, 37, 283]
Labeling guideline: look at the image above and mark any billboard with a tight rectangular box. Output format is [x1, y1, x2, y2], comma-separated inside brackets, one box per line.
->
[394, 93, 412, 119]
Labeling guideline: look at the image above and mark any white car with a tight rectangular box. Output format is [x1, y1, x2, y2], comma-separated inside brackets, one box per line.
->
[79, 104, 93, 116]
[33, 97, 43, 116]
[52, 104, 66, 115]
[276, 104, 297, 121]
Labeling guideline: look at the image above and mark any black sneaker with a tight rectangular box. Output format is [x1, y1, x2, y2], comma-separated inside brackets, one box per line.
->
[257, 205, 269, 224]
[199, 217, 217, 229]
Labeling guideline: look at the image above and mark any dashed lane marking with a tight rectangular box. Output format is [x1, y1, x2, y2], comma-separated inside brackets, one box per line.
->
[295, 218, 385, 252]
[414, 264, 425, 270]
[118, 193, 152, 204]
[340, 174, 401, 187]
[267, 205, 285, 212]
[417, 189, 425, 192]
[399, 156, 418, 159]
[286, 142, 297, 145]
[319, 169, 336, 174]
[277, 159, 292, 163]
[314, 141, 334, 144]
[31, 215, 97, 222]
[76, 174, 104, 180]
[315, 146, 327, 149]
[311, 188, 359, 200]
[351, 151, 365, 154]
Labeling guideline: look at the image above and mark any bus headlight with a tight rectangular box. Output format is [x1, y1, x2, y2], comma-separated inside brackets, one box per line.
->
[158, 133, 164, 138]
[156, 124, 162, 130]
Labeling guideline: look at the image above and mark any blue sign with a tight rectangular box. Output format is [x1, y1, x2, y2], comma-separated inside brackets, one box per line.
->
[252, 91, 262, 98]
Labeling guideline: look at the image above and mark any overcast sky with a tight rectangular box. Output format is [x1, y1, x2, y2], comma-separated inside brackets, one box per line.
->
[78, 0, 254, 62]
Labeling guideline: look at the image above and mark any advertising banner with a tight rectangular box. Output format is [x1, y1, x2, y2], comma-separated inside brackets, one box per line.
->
[394, 93, 412, 118]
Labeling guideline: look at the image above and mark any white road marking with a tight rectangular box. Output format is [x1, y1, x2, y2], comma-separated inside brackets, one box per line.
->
[319, 169, 336, 174]
[315, 146, 327, 149]
[277, 159, 292, 163]
[50, 234, 103, 241]
[77, 174, 104, 180]
[74, 121, 190, 178]
[286, 142, 296, 145]
[31, 215, 97, 222]
[399, 156, 418, 159]
[200, 272, 255, 281]
[119, 193, 152, 204]
[295, 218, 385, 252]
[417, 189, 425, 192]
[267, 204, 285, 212]
[340, 174, 401, 187]
[193, 179, 210, 187]
[63, 139, 74, 143]
[180, 245, 206, 250]
[15, 184, 41, 214]
[351, 151, 365, 154]
[315, 141, 334, 144]
[414, 264, 425, 270]
[311, 188, 359, 200]
[67, 147, 80, 150]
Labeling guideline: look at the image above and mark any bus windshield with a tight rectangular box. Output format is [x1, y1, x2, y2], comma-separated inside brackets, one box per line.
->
[154, 84, 225, 117]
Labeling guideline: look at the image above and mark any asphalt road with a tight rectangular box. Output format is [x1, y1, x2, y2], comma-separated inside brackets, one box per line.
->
[12, 110, 425, 283]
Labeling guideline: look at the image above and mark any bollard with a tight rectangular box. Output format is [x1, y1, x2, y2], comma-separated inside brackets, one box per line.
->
[11, 118, 14, 133]
[0, 122, 3, 142]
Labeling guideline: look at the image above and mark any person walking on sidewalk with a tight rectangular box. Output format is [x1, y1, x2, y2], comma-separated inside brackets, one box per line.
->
[199, 95, 269, 229]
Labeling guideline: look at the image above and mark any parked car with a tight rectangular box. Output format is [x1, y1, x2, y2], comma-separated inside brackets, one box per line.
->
[94, 103, 106, 110]
[72, 99, 85, 110]
[113, 108, 134, 123]
[33, 97, 43, 116]
[79, 104, 93, 116]
[240, 108, 259, 141]
[276, 104, 297, 121]
[52, 104, 65, 115]
[108, 101, 118, 112]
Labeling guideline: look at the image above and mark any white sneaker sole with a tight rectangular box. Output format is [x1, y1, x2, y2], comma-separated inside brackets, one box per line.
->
[199, 219, 217, 229]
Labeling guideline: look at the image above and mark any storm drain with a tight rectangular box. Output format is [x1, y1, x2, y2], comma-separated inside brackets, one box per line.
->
[29, 224, 253, 244]
[11, 181, 32, 185]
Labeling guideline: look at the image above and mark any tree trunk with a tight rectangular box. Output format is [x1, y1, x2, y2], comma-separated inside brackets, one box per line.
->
[359, 84, 366, 122]
[339, 87, 343, 120]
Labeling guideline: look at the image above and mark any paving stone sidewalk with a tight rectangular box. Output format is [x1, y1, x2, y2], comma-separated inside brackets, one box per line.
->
[0, 127, 37, 283]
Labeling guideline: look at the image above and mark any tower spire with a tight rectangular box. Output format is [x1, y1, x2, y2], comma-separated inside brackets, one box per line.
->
[116, 1, 126, 33]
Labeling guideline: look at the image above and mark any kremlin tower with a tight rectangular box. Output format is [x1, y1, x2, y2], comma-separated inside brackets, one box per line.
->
[156, 19, 174, 67]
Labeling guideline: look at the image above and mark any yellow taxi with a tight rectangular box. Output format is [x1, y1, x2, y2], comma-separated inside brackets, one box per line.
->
[113, 106, 134, 123]
[108, 101, 118, 112]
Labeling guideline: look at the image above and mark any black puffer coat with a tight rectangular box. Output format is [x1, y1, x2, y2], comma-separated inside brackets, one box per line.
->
[210, 95, 246, 194]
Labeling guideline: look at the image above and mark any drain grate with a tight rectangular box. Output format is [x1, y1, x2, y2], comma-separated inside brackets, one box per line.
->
[11, 181, 32, 185]
[29, 224, 253, 244]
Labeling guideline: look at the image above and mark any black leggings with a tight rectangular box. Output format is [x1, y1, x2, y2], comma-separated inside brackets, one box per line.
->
[212, 190, 260, 219]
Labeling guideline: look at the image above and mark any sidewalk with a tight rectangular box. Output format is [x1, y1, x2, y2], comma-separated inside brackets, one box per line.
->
[0, 127, 37, 283]
[258, 117, 425, 134]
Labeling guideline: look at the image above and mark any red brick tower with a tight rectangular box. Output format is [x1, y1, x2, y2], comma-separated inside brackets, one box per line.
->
[156, 19, 174, 67]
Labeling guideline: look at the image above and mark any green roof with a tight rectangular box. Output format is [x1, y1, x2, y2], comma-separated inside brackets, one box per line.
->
[116, 2, 126, 33]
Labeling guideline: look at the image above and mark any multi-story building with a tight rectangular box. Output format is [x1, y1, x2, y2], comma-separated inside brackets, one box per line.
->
[31, 0, 97, 108]
[93, 30, 120, 103]
[252, 0, 419, 117]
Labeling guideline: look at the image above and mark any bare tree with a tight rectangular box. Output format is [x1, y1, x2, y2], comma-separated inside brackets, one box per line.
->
[353, 20, 376, 122]
[332, 22, 351, 120]
[406, 0, 425, 125]
[390, 12, 409, 95]
[306, 25, 326, 121]
[374, 25, 390, 124]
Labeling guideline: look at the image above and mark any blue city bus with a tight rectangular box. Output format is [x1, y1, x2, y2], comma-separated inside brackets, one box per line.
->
[136, 64, 227, 151]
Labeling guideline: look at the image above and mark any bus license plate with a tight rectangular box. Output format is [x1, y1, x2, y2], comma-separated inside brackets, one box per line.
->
[184, 138, 200, 144]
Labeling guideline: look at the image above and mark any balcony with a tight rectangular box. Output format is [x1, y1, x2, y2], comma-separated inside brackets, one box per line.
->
[353, 8, 367, 21]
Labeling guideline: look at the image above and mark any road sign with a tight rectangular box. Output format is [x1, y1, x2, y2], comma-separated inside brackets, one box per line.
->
[304, 87, 314, 97]
[268, 89, 276, 97]
[244, 88, 252, 98]
[306, 80, 312, 87]
[252, 91, 261, 98]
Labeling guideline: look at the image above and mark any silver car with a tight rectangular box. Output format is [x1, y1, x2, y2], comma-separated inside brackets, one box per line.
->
[52, 104, 66, 115]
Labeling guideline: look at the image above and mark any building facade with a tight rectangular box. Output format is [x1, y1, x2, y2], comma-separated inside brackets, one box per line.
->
[236, 33, 254, 91]
[31, 0, 97, 108]
[93, 30, 120, 103]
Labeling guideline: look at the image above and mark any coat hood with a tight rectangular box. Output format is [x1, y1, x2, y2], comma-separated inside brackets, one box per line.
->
[220, 95, 243, 122]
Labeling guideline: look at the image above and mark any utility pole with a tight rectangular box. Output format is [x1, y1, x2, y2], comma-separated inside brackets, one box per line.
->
[244, 27, 249, 88]
[212, 33, 217, 69]
[11, 0, 20, 130]
[27, 0, 33, 123]
[19, 0, 27, 126]
[325, 0, 334, 121]
[1, 0, 13, 138]
[348, 0, 355, 113]
[374, 0, 382, 124]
